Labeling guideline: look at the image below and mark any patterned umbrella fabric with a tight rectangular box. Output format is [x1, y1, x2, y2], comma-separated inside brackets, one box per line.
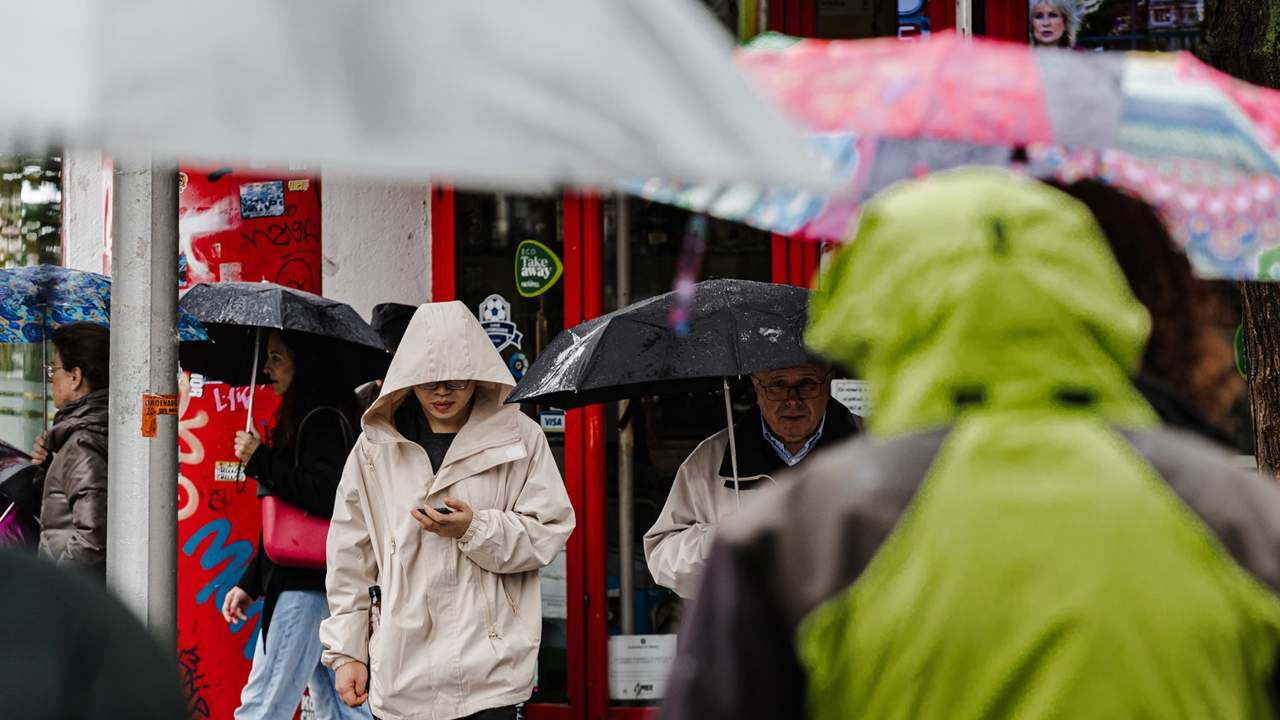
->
[631, 32, 1280, 280]
[0, 265, 208, 342]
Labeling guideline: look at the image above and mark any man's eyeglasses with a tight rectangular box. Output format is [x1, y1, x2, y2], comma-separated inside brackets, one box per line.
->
[44, 364, 65, 381]
[422, 380, 470, 392]
[753, 377, 827, 401]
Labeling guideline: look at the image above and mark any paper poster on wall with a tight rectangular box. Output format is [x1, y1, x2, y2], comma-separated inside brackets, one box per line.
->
[608, 635, 678, 701]
[831, 378, 871, 417]
[540, 548, 568, 620]
[238, 181, 286, 219]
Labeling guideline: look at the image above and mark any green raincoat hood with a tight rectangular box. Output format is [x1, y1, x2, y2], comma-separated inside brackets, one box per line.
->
[807, 168, 1158, 435]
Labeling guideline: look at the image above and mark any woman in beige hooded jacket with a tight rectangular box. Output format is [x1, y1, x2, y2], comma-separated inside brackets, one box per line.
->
[321, 302, 575, 720]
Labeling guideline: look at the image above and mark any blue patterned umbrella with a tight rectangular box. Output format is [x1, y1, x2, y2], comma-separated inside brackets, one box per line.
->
[0, 265, 208, 343]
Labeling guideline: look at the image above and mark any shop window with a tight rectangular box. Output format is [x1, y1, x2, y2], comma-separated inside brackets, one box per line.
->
[453, 191, 572, 704]
[0, 156, 62, 451]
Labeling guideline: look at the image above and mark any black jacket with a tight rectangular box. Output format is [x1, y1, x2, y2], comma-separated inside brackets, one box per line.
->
[715, 396, 863, 488]
[1134, 373, 1233, 447]
[0, 548, 190, 719]
[237, 402, 357, 641]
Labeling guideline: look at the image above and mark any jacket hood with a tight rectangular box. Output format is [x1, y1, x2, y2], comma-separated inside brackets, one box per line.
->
[807, 168, 1157, 436]
[47, 388, 109, 453]
[364, 302, 517, 441]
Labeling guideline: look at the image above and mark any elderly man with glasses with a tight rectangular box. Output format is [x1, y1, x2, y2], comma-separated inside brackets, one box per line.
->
[643, 363, 861, 600]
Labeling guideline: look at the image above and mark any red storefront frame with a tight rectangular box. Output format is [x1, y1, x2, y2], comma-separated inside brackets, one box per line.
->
[432, 183, 810, 719]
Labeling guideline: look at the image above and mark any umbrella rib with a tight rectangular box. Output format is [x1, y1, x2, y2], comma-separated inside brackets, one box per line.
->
[573, 316, 619, 394]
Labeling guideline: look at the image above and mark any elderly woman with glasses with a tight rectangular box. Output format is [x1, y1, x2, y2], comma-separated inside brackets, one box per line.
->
[30, 322, 110, 578]
[643, 363, 863, 600]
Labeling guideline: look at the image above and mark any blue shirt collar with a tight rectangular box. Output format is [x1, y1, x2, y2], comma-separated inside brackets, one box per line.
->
[761, 411, 826, 467]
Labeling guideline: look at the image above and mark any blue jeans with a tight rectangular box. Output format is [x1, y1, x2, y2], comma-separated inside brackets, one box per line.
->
[235, 590, 372, 720]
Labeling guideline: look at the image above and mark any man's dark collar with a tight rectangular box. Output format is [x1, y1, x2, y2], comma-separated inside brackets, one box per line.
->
[717, 396, 860, 487]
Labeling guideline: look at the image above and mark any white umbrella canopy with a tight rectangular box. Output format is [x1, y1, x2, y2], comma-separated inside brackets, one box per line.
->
[5, 0, 836, 192]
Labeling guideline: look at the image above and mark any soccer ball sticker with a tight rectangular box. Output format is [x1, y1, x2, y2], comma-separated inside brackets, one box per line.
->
[477, 294, 523, 352]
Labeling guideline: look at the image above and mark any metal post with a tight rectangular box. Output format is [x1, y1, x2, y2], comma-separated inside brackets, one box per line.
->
[956, 0, 973, 37]
[738, 0, 759, 44]
[107, 156, 179, 648]
[616, 194, 636, 636]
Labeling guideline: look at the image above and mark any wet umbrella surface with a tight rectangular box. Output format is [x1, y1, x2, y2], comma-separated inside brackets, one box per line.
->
[509, 278, 817, 408]
[178, 282, 389, 387]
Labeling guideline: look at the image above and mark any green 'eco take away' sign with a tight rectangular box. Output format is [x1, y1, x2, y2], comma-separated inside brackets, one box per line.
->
[515, 239, 563, 298]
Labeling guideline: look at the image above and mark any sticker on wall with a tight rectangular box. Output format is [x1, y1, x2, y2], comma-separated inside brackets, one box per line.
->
[214, 461, 246, 484]
[508, 351, 530, 380]
[478, 294, 524, 352]
[287, 179, 311, 192]
[539, 409, 565, 433]
[238, 181, 286, 219]
[219, 262, 244, 282]
[188, 373, 206, 399]
[831, 378, 871, 417]
[514, 239, 563, 298]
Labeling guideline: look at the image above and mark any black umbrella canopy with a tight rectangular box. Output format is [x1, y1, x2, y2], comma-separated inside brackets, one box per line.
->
[178, 282, 390, 386]
[508, 278, 820, 408]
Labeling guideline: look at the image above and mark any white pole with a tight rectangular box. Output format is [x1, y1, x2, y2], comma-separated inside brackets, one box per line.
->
[245, 328, 260, 433]
[956, 0, 973, 37]
[107, 156, 179, 648]
[616, 194, 635, 636]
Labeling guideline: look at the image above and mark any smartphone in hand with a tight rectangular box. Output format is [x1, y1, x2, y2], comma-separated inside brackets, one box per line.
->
[422, 505, 453, 515]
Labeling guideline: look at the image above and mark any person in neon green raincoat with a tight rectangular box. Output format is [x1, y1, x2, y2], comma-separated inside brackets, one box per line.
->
[660, 168, 1280, 719]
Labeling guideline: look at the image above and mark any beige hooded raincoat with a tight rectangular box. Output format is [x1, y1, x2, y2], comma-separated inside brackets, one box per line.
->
[321, 302, 575, 720]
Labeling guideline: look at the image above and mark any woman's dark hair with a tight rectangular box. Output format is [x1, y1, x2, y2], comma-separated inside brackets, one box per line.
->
[1048, 179, 1242, 424]
[51, 323, 110, 392]
[270, 330, 362, 451]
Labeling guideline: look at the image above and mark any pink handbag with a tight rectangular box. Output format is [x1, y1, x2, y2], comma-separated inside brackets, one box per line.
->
[261, 407, 353, 569]
[261, 496, 330, 568]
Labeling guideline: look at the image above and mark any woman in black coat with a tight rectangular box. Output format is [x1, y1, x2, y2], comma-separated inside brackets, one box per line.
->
[220, 329, 370, 719]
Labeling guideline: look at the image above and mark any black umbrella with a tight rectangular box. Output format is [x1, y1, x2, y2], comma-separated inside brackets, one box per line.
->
[508, 278, 820, 506]
[508, 278, 816, 407]
[179, 282, 390, 429]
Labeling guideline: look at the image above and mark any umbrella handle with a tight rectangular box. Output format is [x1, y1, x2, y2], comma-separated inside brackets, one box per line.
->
[245, 328, 261, 434]
[42, 335, 48, 434]
[238, 328, 263, 492]
[723, 377, 740, 511]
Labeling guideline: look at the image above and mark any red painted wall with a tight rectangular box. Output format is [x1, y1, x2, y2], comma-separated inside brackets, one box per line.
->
[175, 165, 322, 720]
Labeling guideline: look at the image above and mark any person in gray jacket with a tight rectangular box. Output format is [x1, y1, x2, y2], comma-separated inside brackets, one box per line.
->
[31, 323, 110, 578]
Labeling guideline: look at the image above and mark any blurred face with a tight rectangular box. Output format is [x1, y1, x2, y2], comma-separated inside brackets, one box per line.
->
[752, 365, 832, 449]
[262, 332, 295, 395]
[47, 349, 87, 409]
[1031, 4, 1066, 45]
[413, 380, 477, 432]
